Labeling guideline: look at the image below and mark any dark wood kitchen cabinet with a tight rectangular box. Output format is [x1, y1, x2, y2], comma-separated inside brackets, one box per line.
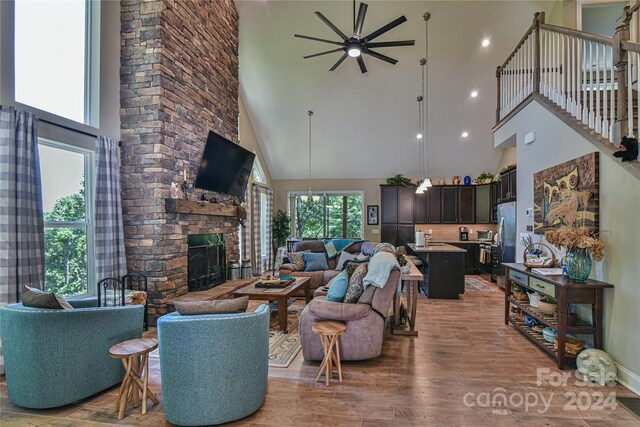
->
[459, 186, 475, 223]
[380, 185, 414, 224]
[381, 186, 398, 224]
[397, 186, 415, 224]
[475, 185, 491, 224]
[498, 167, 517, 203]
[414, 191, 428, 224]
[381, 225, 414, 249]
[442, 187, 458, 223]
[427, 186, 442, 223]
[491, 181, 500, 223]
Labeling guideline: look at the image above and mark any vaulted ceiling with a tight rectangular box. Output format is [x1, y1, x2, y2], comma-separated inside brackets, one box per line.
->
[237, 1, 557, 180]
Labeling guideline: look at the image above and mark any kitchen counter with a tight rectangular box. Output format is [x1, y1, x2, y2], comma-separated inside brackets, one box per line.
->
[408, 243, 467, 253]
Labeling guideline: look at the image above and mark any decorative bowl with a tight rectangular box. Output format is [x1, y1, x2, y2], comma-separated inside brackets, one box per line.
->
[538, 301, 558, 315]
[554, 337, 584, 355]
[525, 315, 539, 327]
[542, 327, 557, 343]
[512, 289, 529, 302]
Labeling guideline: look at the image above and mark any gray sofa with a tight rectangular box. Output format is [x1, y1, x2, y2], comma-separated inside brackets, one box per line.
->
[299, 262, 400, 361]
[279, 240, 377, 291]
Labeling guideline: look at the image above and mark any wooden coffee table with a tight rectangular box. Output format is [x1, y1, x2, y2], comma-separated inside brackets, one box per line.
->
[233, 277, 311, 333]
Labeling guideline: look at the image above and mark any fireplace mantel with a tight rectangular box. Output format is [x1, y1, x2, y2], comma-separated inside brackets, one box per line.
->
[165, 199, 238, 217]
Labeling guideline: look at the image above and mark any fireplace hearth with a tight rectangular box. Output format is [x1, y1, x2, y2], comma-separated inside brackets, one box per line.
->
[188, 234, 226, 292]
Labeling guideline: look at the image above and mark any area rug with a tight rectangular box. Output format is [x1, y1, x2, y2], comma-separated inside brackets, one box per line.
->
[465, 276, 497, 292]
[148, 299, 305, 369]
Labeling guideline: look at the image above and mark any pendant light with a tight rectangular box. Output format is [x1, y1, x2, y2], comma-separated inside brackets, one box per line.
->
[416, 12, 432, 193]
[300, 110, 320, 203]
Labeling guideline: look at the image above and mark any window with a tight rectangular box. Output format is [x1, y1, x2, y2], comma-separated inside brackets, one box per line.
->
[289, 192, 363, 239]
[39, 141, 94, 297]
[14, 0, 98, 125]
[252, 157, 266, 184]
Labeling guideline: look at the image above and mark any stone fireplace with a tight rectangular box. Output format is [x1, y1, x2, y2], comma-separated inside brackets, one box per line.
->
[119, 0, 240, 324]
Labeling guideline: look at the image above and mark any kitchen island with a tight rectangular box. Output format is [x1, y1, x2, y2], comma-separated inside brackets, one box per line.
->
[407, 243, 466, 299]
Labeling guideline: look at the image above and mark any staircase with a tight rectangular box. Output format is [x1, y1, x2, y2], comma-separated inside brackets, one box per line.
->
[494, 9, 640, 180]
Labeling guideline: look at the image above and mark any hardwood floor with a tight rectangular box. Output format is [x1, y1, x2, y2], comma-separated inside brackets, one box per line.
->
[2, 279, 638, 426]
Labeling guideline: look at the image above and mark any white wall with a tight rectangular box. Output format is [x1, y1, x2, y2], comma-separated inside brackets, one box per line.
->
[495, 100, 640, 393]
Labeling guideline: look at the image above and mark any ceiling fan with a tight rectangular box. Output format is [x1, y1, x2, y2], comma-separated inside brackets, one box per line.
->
[294, 1, 415, 73]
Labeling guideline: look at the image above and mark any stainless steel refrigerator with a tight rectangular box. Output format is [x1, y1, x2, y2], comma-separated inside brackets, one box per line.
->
[495, 201, 516, 288]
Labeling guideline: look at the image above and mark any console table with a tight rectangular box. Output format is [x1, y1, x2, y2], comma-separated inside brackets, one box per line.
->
[503, 263, 613, 369]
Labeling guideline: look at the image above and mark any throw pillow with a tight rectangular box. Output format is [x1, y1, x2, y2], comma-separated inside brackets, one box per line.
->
[335, 251, 357, 271]
[303, 252, 329, 271]
[286, 251, 307, 271]
[325, 270, 349, 302]
[174, 296, 249, 315]
[21, 285, 73, 310]
[343, 263, 368, 303]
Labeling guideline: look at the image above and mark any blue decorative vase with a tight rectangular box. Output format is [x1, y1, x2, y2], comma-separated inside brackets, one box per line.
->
[464, 176, 472, 185]
[566, 248, 592, 283]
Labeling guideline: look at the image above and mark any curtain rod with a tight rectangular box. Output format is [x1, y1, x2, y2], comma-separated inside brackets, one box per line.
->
[252, 182, 271, 190]
[39, 118, 122, 146]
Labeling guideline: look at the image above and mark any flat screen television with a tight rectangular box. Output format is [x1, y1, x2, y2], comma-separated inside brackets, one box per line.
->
[193, 130, 255, 199]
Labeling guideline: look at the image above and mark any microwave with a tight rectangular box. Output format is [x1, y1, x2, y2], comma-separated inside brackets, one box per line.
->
[476, 230, 493, 241]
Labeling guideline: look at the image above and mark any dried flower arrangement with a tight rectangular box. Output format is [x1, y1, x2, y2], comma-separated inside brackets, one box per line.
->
[545, 226, 605, 261]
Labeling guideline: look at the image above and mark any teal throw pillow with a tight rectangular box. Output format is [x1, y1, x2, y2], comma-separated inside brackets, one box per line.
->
[326, 270, 349, 302]
[303, 252, 329, 271]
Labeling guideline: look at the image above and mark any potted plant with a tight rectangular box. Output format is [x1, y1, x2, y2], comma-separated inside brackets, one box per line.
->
[385, 174, 414, 186]
[272, 210, 290, 249]
[476, 172, 494, 184]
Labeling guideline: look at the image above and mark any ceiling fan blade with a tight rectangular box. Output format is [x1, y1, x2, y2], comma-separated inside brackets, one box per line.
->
[329, 53, 349, 71]
[356, 55, 368, 73]
[363, 49, 398, 64]
[363, 16, 407, 42]
[367, 40, 415, 48]
[353, 3, 368, 38]
[314, 11, 349, 41]
[294, 34, 344, 46]
[303, 48, 345, 59]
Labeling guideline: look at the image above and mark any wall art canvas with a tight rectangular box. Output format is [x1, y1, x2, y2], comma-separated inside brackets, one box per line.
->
[533, 152, 599, 234]
[367, 205, 379, 225]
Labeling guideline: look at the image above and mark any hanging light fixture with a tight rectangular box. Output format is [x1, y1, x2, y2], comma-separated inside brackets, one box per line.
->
[415, 93, 424, 194]
[416, 12, 432, 193]
[300, 110, 320, 203]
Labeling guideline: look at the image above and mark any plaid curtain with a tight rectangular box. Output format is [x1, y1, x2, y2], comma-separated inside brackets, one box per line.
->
[94, 136, 127, 280]
[266, 188, 274, 271]
[241, 184, 251, 261]
[0, 106, 44, 374]
[251, 184, 262, 276]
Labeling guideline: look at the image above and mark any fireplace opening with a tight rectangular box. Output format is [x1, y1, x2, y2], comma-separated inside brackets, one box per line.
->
[187, 234, 226, 292]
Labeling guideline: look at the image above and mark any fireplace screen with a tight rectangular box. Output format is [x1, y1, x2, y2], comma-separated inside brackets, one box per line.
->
[187, 234, 226, 292]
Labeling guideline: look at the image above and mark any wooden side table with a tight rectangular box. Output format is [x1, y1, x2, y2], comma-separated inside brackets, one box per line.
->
[109, 338, 159, 419]
[312, 321, 347, 386]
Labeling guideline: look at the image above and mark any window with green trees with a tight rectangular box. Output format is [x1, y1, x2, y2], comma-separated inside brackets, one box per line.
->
[39, 142, 93, 297]
[290, 192, 363, 239]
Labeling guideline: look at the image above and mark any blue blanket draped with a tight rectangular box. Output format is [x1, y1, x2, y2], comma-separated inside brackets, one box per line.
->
[323, 239, 365, 259]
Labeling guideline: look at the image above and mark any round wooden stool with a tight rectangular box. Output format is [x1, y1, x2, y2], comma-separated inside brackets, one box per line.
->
[312, 321, 347, 386]
[109, 338, 159, 419]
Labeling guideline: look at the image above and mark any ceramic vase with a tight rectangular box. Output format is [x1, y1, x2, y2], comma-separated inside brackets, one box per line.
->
[566, 248, 592, 283]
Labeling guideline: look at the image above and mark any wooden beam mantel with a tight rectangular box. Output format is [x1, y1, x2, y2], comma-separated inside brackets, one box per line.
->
[165, 198, 238, 217]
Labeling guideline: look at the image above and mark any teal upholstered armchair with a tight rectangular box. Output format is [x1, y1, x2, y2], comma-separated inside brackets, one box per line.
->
[157, 304, 270, 426]
[0, 303, 143, 409]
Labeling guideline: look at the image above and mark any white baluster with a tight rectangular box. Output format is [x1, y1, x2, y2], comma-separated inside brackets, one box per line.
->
[602, 44, 609, 138]
[589, 41, 595, 128]
[582, 39, 588, 124]
[628, 50, 634, 137]
[569, 36, 575, 115]
[610, 45, 615, 143]
[595, 42, 601, 133]
[561, 34, 566, 109]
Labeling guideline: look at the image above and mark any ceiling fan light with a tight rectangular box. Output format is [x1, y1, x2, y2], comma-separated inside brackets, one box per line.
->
[348, 47, 361, 57]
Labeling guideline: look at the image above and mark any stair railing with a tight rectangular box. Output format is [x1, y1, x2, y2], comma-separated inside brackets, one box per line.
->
[496, 8, 640, 144]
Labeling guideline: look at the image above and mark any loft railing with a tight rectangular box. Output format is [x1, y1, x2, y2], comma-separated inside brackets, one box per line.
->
[496, 7, 640, 144]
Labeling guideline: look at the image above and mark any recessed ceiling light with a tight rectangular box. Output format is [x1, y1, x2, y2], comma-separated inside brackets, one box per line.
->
[481, 38, 490, 47]
[461, 131, 469, 138]
[417, 133, 423, 139]
[470, 90, 478, 98]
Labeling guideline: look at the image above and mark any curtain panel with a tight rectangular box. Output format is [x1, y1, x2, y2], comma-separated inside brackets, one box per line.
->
[266, 188, 274, 270]
[241, 184, 251, 262]
[94, 136, 127, 280]
[251, 184, 262, 276]
[0, 106, 45, 374]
